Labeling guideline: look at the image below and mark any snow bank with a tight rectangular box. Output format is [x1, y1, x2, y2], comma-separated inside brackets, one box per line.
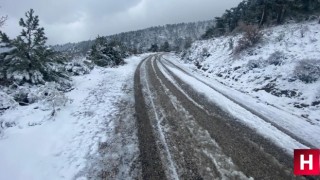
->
[181, 20, 320, 126]
[0, 54, 146, 180]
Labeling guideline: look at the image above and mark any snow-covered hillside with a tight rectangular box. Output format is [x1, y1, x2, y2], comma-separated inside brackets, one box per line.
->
[182, 21, 320, 125]
[0, 55, 147, 180]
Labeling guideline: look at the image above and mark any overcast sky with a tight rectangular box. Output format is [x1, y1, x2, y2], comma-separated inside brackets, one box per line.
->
[1, 0, 241, 45]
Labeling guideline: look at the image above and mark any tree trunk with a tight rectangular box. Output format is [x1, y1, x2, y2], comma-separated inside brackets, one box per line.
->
[277, 5, 286, 24]
[259, 5, 266, 27]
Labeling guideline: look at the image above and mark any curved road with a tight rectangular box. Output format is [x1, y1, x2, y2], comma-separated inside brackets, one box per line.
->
[134, 54, 306, 180]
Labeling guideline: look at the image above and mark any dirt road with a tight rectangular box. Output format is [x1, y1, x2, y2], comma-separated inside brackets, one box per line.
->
[134, 54, 306, 179]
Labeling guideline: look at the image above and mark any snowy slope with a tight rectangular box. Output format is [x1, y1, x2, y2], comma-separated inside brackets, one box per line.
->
[181, 21, 320, 127]
[160, 56, 319, 152]
[0, 55, 147, 180]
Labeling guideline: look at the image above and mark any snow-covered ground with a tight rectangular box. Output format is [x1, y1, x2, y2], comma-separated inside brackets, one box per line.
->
[169, 20, 320, 150]
[0, 55, 147, 180]
[182, 21, 320, 124]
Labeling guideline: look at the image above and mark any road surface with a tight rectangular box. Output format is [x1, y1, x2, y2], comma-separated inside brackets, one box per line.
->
[134, 54, 307, 180]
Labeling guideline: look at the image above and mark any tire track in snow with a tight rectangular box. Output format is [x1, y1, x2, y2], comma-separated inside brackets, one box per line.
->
[140, 56, 179, 179]
[153, 55, 301, 179]
[149, 57, 251, 179]
[134, 56, 166, 180]
[161, 57, 316, 149]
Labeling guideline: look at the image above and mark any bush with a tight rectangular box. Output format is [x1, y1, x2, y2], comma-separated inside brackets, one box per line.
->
[88, 37, 126, 67]
[276, 32, 285, 42]
[247, 59, 264, 70]
[0, 91, 17, 113]
[234, 24, 263, 54]
[65, 58, 93, 76]
[228, 38, 234, 50]
[300, 25, 309, 38]
[266, 51, 285, 66]
[202, 48, 210, 58]
[294, 59, 320, 83]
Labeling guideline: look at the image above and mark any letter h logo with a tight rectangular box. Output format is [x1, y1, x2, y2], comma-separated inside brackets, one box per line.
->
[294, 149, 320, 176]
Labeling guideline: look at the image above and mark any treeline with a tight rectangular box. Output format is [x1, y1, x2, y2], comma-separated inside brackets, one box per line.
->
[53, 20, 215, 56]
[202, 0, 320, 39]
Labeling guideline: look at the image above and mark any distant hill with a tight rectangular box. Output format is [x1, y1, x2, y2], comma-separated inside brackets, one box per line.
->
[52, 20, 215, 57]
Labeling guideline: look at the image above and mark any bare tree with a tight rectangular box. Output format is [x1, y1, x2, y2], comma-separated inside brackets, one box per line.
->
[0, 6, 7, 27]
[0, 15, 7, 27]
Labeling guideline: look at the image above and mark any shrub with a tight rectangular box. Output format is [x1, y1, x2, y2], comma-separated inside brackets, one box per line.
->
[202, 48, 210, 58]
[266, 51, 285, 66]
[65, 58, 93, 76]
[276, 32, 285, 42]
[247, 59, 264, 70]
[294, 59, 320, 83]
[300, 25, 309, 38]
[0, 91, 17, 112]
[88, 37, 126, 67]
[234, 24, 263, 54]
[228, 38, 234, 50]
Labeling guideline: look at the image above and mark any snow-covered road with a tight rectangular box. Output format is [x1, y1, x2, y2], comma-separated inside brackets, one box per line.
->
[134, 54, 309, 179]
[0, 53, 315, 179]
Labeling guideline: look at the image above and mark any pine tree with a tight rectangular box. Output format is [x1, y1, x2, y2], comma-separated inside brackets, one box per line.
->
[88, 36, 125, 67]
[160, 41, 170, 52]
[0, 9, 69, 86]
[148, 44, 159, 52]
[0, 15, 7, 28]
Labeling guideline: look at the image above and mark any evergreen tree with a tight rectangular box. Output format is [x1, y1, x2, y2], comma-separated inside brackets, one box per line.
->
[148, 44, 159, 52]
[184, 37, 193, 50]
[201, 27, 215, 39]
[160, 41, 170, 52]
[202, 0, 320, 39]
[214, 17, 226, 36]
[0, 15, 7, 28]
[88, 36, 125, 67]
[0, 9, 69, 86]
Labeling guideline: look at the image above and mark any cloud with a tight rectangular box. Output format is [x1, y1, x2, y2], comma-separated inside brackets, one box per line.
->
[0, 0, 241, 44]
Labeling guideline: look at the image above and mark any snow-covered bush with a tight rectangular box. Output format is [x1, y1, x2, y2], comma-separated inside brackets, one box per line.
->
[294, 59, 320, 83]
[247, 59, 264, 70]
[228, 38, 234, 50]
[234, 25, 263, 54]
[300, 25, 309, 38]
[0, 91, 17, 113]
[65, 58, 93, 76]
[88, 36, 127, 67]
[266, 51, 285, 66]
[275, 31, 285, 42]
[2, 81, 70, 111]
[29, 83, 69, 109]
[202, 48, 210, 58]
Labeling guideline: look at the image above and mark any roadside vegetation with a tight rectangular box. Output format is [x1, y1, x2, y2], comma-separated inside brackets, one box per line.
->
[181, 0, 320, 123]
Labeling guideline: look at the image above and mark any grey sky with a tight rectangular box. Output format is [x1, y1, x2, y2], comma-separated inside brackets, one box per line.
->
[1, 0, 241, 45]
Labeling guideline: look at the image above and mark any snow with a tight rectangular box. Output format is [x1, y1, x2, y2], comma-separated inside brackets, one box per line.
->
[0, 54, 147, 180]
[140, 57, 179, 179]
[0, 91, 17, 113]
[181, 21, 320, 125]
[173, 20, 320, 150]
[158, 57, 309, 154]
[153, 59, 251, 179]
